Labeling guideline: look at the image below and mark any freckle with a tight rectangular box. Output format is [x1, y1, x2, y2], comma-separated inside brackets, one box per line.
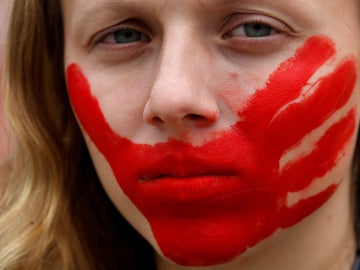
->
[230, 73, 239, 81]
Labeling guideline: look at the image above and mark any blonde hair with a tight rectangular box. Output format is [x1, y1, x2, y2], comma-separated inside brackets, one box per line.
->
[0, 1, 153, 269]
[0, 0, 92, 269]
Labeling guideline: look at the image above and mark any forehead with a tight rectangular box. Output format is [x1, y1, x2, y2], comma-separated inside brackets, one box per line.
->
[61, 0, 359, 38]
[61, 0, 359, 29]
[61, 0, 354, 14]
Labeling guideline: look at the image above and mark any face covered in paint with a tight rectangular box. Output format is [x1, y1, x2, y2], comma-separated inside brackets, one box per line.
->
[63, 0, 360, 267]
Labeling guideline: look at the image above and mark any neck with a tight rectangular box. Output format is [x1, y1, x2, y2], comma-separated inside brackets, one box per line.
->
[156, 175, 356, 270]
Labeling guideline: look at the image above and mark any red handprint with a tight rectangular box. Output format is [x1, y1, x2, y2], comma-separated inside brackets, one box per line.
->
[67, 35, 357, 266]
[237, 35, 356, 201]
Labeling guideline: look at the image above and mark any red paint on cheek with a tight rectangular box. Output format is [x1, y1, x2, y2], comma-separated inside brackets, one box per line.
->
[66, 36, 357, 266]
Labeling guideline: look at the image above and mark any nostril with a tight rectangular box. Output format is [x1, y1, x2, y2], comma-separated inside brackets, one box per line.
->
[152, 116, 165, 124]
[187, 114, 206, 121]
[184, 113, 216, 128]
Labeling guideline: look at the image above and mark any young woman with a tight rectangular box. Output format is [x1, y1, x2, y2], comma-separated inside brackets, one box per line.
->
[2, 0, 360, 269]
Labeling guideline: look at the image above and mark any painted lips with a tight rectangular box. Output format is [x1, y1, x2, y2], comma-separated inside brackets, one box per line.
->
[66, 35, 357, 266]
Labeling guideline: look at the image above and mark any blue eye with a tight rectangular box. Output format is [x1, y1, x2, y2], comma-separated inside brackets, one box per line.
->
[103, 28, 150, 44]
[114, 29, 142, 43]
[243, 23, 273, 38]
[228, 21, 277, 39]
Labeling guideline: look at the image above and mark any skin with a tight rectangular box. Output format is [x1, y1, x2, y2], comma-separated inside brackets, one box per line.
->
[62, 0, 360, 269]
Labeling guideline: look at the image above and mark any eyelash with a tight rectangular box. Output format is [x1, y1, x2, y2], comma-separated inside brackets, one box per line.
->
[222, 13, 288, 40]
[100, 27, 150, 45]
[94, 15, 285, 48]
[226, 20, 278, 39]
[94, 24, 151, 47]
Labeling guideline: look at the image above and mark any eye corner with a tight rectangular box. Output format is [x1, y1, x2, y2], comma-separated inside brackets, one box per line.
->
[217, 14, 296, 55]
[89, 18, 153, 50]
[221, 13, 294, 41]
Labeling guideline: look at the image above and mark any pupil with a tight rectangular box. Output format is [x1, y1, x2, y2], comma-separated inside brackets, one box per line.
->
[115, 29, 141, 43]
[125, 30, 134, 38]
[244, 23, 272, 37]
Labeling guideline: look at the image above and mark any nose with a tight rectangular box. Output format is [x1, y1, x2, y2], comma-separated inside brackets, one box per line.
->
[143, 75, 219, 129]
[143, 29, 220, 134]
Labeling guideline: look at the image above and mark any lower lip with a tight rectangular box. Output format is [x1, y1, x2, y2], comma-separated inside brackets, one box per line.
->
[138, 175, 244, 208]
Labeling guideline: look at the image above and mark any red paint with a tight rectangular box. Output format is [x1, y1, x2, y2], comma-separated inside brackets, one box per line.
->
[66, 36, 357, 266]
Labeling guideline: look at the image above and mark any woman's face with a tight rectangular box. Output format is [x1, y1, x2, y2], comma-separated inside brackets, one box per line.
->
[63, 0, 360, 267]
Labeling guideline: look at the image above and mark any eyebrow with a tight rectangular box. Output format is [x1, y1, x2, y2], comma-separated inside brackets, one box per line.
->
[198, 0, 247, 9]
[87, 0, 144, 18]
[86, 0, 252, 17]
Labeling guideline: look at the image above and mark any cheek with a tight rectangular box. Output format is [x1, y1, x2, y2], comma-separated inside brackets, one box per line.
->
[66, 35, 357, 267]
[84, 68, 152, 138]
[85, 138, 158, 242]
[218, 61, 284, 115]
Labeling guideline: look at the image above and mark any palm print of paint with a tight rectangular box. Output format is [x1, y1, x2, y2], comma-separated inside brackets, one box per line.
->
[67, 35, 357, 266]
[236, 36, 356, 205]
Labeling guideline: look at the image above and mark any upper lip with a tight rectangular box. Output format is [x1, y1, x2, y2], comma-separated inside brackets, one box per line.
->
[135, 140, 254, 182]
